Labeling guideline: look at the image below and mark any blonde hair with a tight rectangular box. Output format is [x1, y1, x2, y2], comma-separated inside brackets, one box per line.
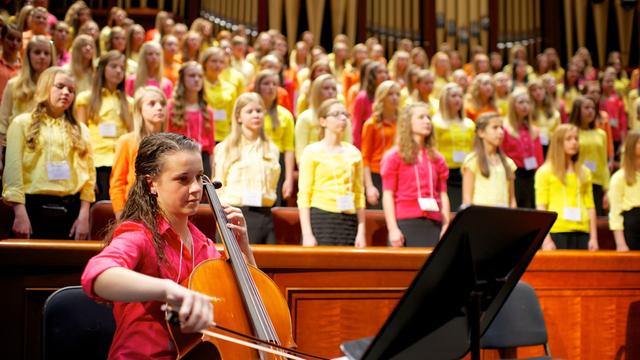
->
[468, 73, 496, 109]
[438, 83, 465, 120]
[13, 35, 56, 104]
[218, 93, 269, 176]
[69, 34, 95, 83]
[371, 80, 400, 124]
[621, 130, 640, 186]
[135, 42, 164, 91]
[106, 26, 125, 52]
[87, 51, 131, 129]
[181, 31, 202, 63]
[505, 88, 534, 138]
[389, 50, 410, 85]
[528, 79, 554, 119]
[170, 61, 210, 131]
[132, 86, 167, 143]
[27, 67, 87, 156]
[396, 102, 436, 164]
[546, 123, 586, 186]
[125, 24, 145, 60]
[309, 74, 337, 112]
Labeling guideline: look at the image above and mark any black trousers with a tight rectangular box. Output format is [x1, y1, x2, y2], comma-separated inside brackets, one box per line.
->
[551, 232, 589, 250]
[623, 207, 640, 250]
[447, 168, 462, 212]
[397, 217, 441, 247]
[240, 206, 275, 245]
[95, 166, 112, 202]
[514, 168, 536, 209]
[24, 193, 81, 239]
[592, 184, 605, 216]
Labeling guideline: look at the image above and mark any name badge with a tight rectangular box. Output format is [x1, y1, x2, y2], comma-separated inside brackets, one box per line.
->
[452, 151, 466, 163]
[584, 160, 596, 172]
[609, 118, 618, 128]
[242, 190, 262, 207]
[213, 109, 227, 122]
[336, 193, 355, 211]
[418, 197, 439, 212]
[47, 161, 71, 181]
[540, 133, 549, 146]
[98, 122, 117, 137]
[523, 156, 538, 170]
[563, 207, 582, 222]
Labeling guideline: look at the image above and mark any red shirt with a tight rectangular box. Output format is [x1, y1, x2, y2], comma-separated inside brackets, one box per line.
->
[501, 123, 544, 170]
[350, 90, 373, 149]
[167, 101, 216, 154]
[381, 147, 449, 222]
[599, 94, 627, 142]
[81, 219, 221, 360]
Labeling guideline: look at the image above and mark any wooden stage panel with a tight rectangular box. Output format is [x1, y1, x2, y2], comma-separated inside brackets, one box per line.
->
[0, 240, 639, 359]
[288, 288, 404, 356]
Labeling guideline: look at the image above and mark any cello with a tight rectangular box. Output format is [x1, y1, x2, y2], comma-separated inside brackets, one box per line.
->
[165, 178, 326, 360]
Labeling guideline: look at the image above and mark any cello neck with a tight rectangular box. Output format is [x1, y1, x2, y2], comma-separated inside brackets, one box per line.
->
[203, 181, 281, 346]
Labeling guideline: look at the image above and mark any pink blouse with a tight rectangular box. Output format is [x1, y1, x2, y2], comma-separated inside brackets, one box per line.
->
[167, 100, 216, 154]
[125, 75, 174, 99]
[501, 123, 544, 170]
[81, 219, 221, 360]
[381, 147, 449, 222]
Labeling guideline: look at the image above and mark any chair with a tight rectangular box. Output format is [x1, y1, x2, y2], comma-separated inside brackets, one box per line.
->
[480, 281, 551, 359]
[42, 286, 115, 360]
[90, 200, 116, 240]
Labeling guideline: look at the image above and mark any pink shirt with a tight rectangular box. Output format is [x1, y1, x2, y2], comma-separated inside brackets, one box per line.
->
[125, 75, 174, 99]
[501, 124, 544, 170]
[350, 90, 373, 149]
[599, 94, 627, 142]
[167, 100, 216, 154]
[57, 49, 70, 67]
[81, 219, 221, 360]
[381, 147, 449, 222]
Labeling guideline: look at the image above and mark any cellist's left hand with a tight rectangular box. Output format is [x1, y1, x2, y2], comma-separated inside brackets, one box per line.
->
[222, 204, 256, 266]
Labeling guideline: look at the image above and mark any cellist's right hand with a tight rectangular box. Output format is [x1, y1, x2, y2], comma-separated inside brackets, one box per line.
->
[164, 280, 214, 333]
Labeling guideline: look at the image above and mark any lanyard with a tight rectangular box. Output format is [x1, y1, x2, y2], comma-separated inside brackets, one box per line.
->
[414, 150, 434, 198]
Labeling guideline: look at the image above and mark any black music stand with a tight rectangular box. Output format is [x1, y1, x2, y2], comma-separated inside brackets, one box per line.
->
[340, 205, 557, 360]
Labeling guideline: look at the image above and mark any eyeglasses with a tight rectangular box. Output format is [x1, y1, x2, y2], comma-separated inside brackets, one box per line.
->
[326, 111, 351, 119]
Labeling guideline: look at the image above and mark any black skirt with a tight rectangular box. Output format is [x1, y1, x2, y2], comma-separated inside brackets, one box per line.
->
[24, 193, 81, 239]
[310, 207, 357, 246]
[623, 207, 640, 250]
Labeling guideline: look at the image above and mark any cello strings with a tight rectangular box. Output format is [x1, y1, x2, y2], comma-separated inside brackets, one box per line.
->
[202, 177, 282, 345]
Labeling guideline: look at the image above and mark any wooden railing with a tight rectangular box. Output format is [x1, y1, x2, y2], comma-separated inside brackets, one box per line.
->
[1, 240, 639, 359]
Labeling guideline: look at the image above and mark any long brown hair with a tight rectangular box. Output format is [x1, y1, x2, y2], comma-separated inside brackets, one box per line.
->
[170, 61, 211, 131]
[473, 112, 514, 179]
[396, 102, 436, 164]
[621, 130, 640, 186]
[88, 51, 131, 130]
[253, 70, 280, 130]
[110, 133, 200, 262]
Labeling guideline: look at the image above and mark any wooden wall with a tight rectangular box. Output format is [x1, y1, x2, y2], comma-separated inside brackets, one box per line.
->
[1, 240, 639, 359]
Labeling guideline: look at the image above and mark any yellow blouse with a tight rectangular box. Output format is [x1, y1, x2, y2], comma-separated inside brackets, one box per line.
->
[535, 164, 594, 233]
[214, 136, 281, 207]
[297, 141, 365, 214]
[3, 112, 96, 204]
[608, 170, 640, 231]
[294, 109, 353, 164]
[432, 113, 476, 169]
[203, 79, 238, 142]
[264, 105, 295, 153]
[532, 109, 561, 146]
[0, 78, 35, 139]
[578, 128, 610, 188]
[220, 67, 246, 95]
[74, 88, 134, 167]
[463, 152, 516, 207]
